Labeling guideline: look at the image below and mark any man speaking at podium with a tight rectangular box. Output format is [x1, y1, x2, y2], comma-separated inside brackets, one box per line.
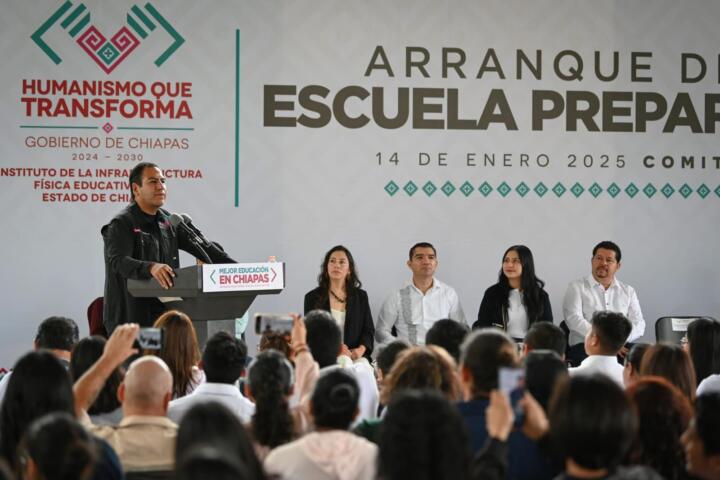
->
[101, 162, 234, 333]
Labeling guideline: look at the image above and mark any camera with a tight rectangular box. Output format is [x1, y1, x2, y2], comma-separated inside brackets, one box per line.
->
[254, 313, 293, 334]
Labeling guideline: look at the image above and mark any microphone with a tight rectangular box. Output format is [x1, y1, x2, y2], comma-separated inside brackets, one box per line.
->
[179, 213, 211, 247]
[180, 213, 237, 263]
[168, 213, 212, 263]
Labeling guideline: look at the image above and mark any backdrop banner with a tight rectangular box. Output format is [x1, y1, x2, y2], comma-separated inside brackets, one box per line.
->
[1, 0, 719, 365]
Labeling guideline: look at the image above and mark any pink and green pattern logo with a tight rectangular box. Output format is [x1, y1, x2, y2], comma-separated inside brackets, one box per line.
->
[32, 1, 184, 74]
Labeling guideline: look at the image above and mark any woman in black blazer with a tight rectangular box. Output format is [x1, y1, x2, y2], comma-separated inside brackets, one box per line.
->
[472, 245, 552, 340]
[304, 245, 374, 359]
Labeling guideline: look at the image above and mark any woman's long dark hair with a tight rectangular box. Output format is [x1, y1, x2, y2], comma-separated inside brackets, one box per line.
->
[687, 318, 720, 386]
[23, 412, 97, 480]
[0, 351, 74, 474]
[625, 376, 693, 480]
[176, 402, 266, 480]
[247, 350, 295, 449]
[379, 390, 470, 480]
[497, 245, 546, 323]
[640, 344, 697, 401]
[313, 245, 362, 309]
[70, 336, 123, 415]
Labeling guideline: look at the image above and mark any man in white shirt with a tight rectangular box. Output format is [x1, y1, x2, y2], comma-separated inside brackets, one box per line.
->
[569, 311, 632, 387]
[376, 242, 466, 349]
[562, 241, 645, 366]
[168, 331, 254, 424]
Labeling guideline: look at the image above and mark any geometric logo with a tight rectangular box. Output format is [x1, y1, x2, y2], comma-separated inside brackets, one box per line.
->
[32, 2, 184, 74]
[77, 26, 140, 74]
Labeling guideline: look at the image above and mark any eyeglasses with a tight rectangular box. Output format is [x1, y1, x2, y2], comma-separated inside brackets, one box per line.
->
[592, 255, 617, 265]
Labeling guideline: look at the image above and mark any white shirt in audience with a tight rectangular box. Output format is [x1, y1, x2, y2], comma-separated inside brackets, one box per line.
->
[376, 278, 466, 347]
[168, 382, 255, 424]
[563, 275, 645, 347]
[322, 357, 379, 426]
[178, 366, 206, 398]
[569, 354, 625, 387]
[264, 430, 377, 480]
[697, 374, 720, 396]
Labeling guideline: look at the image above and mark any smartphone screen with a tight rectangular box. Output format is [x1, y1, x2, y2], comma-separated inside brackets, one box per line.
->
[498, 366, 525, 428]
[254, 313, 293, 334]
[137, 328, 163, 350]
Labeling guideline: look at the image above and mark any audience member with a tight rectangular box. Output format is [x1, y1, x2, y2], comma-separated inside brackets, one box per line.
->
[473, 245, 553, 340]
[246, 349, 296, 456]
[176, 446, 252, 480]
[75, 324, 177, 473]
[304, 245, 375, 359]
[625, 377, 693, 480]
[379, 389, 470, 480]
[376, 242, 466, 348]
[380, 346, 462, 405]
[69, 336, 123, 425]
[549, 375, 661, 480]
[176, 402, 265, 480]
[686, 318, 720, 392]
[469, 389, 550, 480]
[523, 321, 566, 359]
[265, 369, 377, 480]
[426, 318, 470, 363]
[569, 311, 632, 387]
[0, 316, 79, 403]
[623, 343, 649, 388]
[169, 331, 254, 424]
[258, 330, 292, 358]
[0, 350, 122, 480]
[373, 339, 410, 398]
[0, 460, 11, 480]
[150, 310, 204, 398]
[21, 412, 97, 480]
[303, 310, 378, 423]
[524, 350, 568, 410]
[640, 343, 697, 401]
[0, 351, 75, 473]
[681, 393, 720, 480]
[354, 345, 461, 443]
[458, 329, 557, 479]
[562, 241, 645, 366]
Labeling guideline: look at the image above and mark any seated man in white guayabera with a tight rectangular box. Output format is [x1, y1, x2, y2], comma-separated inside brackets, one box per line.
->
[376, 242, 466, 349]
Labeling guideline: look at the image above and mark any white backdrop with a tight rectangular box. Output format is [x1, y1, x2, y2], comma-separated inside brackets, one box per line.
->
[1, 0, 719, 367]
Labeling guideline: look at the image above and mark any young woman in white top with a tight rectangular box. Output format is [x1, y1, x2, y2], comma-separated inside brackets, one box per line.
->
[472, 245, 553, 341]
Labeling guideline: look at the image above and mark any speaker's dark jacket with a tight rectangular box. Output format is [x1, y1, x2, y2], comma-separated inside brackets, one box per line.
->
[102, 203, 233, 333]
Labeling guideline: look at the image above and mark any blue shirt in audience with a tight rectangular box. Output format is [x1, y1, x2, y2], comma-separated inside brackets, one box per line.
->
[457, 398, 559, 480]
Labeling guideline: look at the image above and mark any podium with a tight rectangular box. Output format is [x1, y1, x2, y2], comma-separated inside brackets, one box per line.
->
[128, 262, 285, 345]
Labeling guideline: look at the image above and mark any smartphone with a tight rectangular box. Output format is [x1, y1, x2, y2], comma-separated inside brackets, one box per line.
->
[138, 327, 164, 350]
[254, 313, 293, 334]
[498, 366, 525, 428]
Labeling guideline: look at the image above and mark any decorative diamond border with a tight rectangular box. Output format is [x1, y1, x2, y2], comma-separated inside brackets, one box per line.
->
[383, 181, 720, 199]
